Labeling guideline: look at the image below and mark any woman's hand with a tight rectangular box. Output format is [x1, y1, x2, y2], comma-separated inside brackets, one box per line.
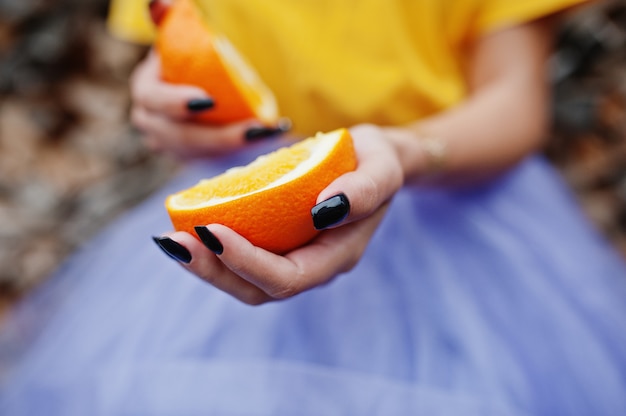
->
[130, 51, 287, 158]
[153, 124, 404, 304]
[130, 0, 287, 159]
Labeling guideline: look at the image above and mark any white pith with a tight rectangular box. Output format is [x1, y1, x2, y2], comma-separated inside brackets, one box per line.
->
[170, 131, 341, 208]
[213, 35, 278, 122]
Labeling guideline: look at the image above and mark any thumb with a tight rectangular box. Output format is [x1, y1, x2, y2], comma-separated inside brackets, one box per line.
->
[312, 125, 403, 230]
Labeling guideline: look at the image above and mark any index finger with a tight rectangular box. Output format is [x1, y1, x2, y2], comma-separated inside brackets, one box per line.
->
[196, 204, 387, 300]
[131, 50, 211, 119]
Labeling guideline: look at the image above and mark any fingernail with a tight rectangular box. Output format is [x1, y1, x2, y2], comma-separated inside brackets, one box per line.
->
[244, 118, 291, 141]
[194, 226, 224, 255]
[244, 127, 284, 141]
[148, 0, 168, 25]
[187, 98, 215, 112]
[311, 194, 350, 230]
[152, 236, 192, 263]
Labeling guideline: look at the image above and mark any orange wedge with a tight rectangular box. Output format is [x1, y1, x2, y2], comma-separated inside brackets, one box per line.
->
[155, 0, 278, 124]
[166, 129, 357, 253]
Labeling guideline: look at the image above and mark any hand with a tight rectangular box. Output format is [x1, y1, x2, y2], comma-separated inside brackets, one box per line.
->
[130, 51, 285, 158]
[153, 124, 404, 304]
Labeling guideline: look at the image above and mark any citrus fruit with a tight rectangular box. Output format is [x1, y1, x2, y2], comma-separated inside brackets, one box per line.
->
[155, 0, 278, 125]
[165, 128, 357, 254]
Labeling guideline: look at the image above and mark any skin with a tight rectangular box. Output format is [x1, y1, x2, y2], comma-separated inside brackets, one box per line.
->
[131, 50, 266, 158]
[132, 10, 558, 305]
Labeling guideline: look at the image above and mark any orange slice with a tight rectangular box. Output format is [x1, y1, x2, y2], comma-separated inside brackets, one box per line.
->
[156, 0, 278, 124]
[166, 129, 357, 253]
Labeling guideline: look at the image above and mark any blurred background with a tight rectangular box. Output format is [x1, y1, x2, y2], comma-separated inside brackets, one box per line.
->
[0, 0, 625, 315]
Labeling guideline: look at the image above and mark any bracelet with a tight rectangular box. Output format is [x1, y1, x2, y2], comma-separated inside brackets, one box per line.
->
[418, 134, 447, 173]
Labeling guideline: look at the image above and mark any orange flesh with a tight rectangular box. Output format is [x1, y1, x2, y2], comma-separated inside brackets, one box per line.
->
[176, 145, 311, 204]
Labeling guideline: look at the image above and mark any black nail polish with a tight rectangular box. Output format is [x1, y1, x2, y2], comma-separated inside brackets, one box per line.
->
[311, 194, 350, 230]
[244, 127, 285, 141]
[194, 226, 224, 255]
[187, 98, 215, 112]
[153, 236, 192, 263]
[245, 118, 292, 141]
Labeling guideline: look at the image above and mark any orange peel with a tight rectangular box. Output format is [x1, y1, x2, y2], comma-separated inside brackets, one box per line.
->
[166, 129, 358, 253]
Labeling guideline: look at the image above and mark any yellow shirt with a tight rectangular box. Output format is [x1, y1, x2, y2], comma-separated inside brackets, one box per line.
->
[109, 0, 586, 135]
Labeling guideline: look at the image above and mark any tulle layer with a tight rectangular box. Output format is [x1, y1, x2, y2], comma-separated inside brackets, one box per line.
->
[1, 146, 625, 415]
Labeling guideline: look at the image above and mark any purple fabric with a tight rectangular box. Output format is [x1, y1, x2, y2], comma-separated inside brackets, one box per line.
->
[1, 145, 626, 415]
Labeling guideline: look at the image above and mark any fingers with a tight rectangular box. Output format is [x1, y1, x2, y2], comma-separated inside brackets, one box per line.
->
[155, 231, 273, 305]
[197, 225, 306, 300]
[150, 124, 404, 305]
[313, 124, 404, 228]
[129, 51, 260, 156]
[154, 228, 292, 305]
[154, 203, 388, 305]
[131, 106, 253, 157]
[130, 51, 211, 120]
[200, 223, 366, 299]
[129, 51, 291, 157]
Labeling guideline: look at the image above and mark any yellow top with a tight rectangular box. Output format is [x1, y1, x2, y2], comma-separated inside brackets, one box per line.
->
[108, 0, 156, 45]
[108, 0, 586, 135]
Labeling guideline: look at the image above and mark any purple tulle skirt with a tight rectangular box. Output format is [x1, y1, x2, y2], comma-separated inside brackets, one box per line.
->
[1, 143, 626, 415]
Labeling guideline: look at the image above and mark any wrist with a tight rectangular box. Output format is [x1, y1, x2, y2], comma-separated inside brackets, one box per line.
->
[382, 126, 448, 183]
[415, 131, 448, 174]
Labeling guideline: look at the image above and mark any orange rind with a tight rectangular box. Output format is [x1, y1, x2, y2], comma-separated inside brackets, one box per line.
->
[156, 0, 278, 124]
[165, 129, 357, 253]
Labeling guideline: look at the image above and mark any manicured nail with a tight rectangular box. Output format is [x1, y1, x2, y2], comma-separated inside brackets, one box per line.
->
[152, 236, 192, 263]
[244, 127, 284, 141]
[244, 118, 292, 141]
[194, 226, 224, 255]
[311, 194, 350, 230]
[187, 98, 215, 113]
[148, 0, 169, 25]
